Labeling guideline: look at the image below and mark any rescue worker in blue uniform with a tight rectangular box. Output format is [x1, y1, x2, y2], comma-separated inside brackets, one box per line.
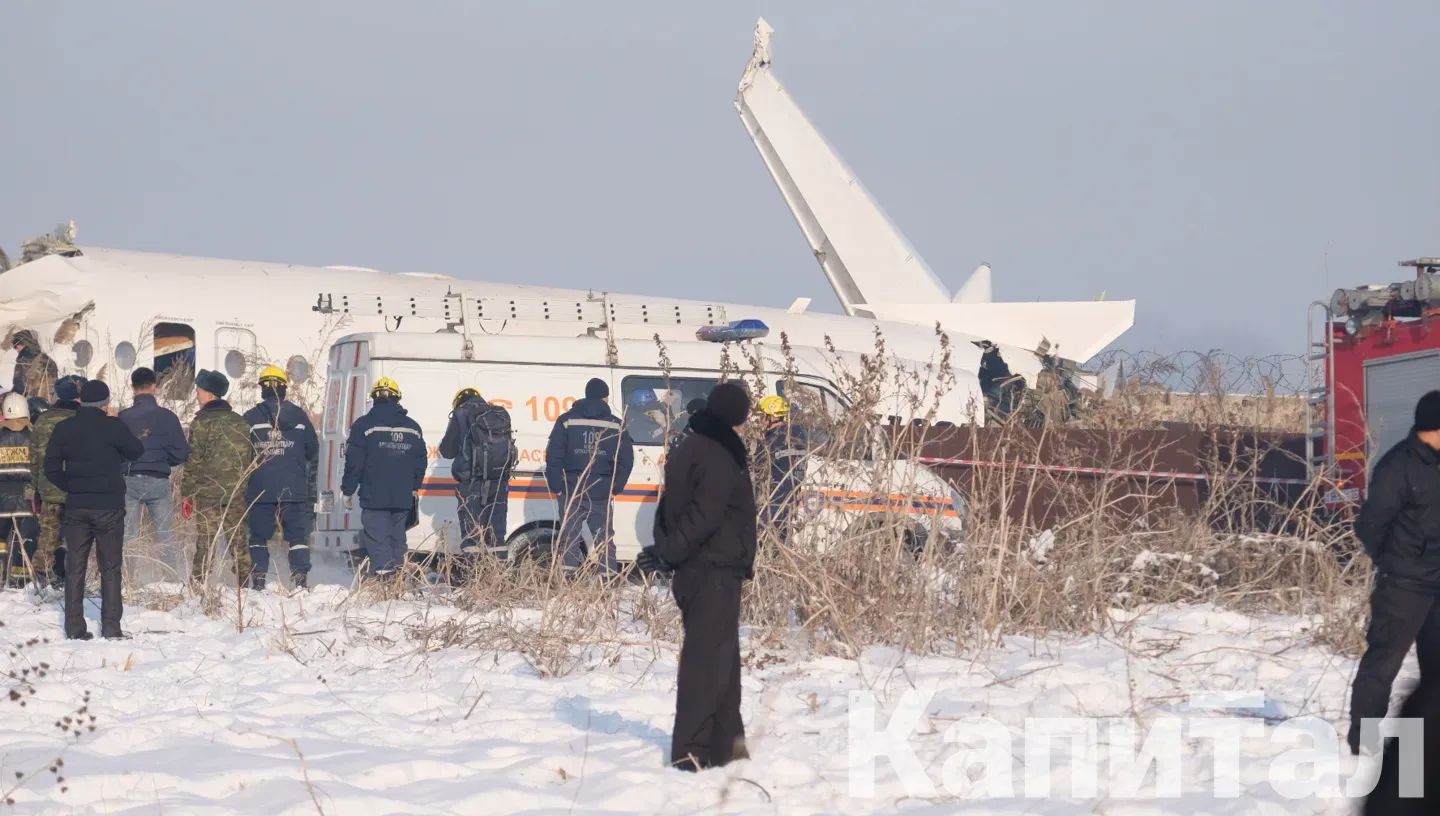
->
[0, 393, 39, 586]
[439, 387, 516, 563]
[341, 377, 427, 578]
[243, 366, 319, 590]
[756, 395, 811, 541]
[545, 378, 634, 574]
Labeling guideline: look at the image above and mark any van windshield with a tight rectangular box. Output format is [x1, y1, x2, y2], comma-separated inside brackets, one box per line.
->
[621, 376, 718, 447]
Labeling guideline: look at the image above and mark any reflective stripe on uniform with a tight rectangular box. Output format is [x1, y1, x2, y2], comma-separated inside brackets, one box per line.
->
[563, 418, 621, 430]
[776, 449, 808, 458]
[363, 425, 422, 437]
[250, 424, 275, 432]
[288, 543, 310, 551]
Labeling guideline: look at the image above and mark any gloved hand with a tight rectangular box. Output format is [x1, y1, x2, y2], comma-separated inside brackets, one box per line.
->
[181, 496, 195, 520]
[635, 546, 673, 576]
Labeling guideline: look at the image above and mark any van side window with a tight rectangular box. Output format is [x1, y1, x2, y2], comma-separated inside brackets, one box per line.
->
[621, 376, 718, 447]
[779, 379, 864, 459]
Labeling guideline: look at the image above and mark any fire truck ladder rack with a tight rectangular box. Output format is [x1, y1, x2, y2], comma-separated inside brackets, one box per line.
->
[1304, 300, 1335, 479]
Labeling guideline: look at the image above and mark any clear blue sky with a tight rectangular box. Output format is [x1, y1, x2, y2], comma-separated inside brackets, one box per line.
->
[3, 2, 1436, 355]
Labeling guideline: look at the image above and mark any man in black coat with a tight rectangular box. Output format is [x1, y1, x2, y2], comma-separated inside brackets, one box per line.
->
[1350, 390, 1440, 754]
[648, 382, 757, 771]
[44, 381, 143, 640]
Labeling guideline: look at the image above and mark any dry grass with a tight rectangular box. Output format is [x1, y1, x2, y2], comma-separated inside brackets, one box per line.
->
[129, 333, 1367, 672]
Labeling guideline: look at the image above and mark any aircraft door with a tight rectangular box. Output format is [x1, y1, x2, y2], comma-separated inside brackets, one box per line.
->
[215, 326, 258, 405]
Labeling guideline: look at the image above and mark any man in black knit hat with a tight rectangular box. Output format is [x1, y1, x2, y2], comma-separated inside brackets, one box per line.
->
[1351, 390, 1440, 753]
[648, 381, 757, 771]
[43, 380, 143, 640]
[545, 377, 633, 574]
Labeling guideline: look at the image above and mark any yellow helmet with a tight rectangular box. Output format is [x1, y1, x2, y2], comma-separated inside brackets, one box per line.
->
[453, 387, 481, 409]
[258, 365, 288, 386]
[758, 394, 790, 418]
[371, 377, 402, 399]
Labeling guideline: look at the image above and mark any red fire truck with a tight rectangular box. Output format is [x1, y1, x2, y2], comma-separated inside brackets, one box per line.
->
[1309, 258, 1440, 506]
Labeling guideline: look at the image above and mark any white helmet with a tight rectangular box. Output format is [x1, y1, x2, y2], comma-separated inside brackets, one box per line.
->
[2, 393, 28, 421]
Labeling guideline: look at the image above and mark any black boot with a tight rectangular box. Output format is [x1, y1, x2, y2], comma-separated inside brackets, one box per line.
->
[248, 573, 266, 592]
[293, 572, 308, 591]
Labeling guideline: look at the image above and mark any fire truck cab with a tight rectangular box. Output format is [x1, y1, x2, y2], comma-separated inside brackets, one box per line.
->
[1310, 258, 1440, 506]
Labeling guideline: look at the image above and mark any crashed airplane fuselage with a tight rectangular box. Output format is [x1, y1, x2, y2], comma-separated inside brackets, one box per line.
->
[0, 244, 1013, 420]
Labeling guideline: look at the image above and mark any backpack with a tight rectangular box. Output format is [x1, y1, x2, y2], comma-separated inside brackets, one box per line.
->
[462, 403, 516, 481]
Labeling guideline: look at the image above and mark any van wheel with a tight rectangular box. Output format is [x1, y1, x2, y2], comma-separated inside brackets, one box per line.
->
[506, 526, 557, 567]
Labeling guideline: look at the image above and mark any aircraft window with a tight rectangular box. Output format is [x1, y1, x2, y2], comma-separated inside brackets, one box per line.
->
[224, 349, 247, 379]
[287, 355, 312, 384]
[114, 341, 137, 370]
[620, 375, 717, 447]
[73, 340, 93, 368]
[154, 322, 196, 399]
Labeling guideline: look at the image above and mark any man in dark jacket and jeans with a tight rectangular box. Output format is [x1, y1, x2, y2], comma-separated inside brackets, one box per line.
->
[44, 381, 143, 640]
[341, 377, 426, 577]
[119, 367, 189, 556]
[1350, 390, 1440, 754]
[649, 382, 757, 771]
[545, 378, 634, 574]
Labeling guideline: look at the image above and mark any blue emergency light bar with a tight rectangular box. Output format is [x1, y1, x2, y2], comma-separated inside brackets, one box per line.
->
[696, 319, 770, 343]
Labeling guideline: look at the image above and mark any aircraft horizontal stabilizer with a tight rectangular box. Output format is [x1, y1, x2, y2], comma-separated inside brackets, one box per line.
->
[951, 264, 992, 304]
[857, 300, 1136, 363]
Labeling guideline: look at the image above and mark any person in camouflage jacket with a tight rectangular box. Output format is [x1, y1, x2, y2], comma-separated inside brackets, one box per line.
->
[28, 375, 85, 585]
[179, 371, 255, 587]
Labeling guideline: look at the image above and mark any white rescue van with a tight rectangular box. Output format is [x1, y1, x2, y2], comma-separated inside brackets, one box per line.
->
[313, 329, 965, 565]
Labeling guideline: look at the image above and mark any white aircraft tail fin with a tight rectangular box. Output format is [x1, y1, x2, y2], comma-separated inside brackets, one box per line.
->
[735, 18, 950, 316]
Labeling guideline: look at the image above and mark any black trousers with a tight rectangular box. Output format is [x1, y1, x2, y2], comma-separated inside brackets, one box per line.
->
[1351, 577, 1440, 739]
[456, 478, 509, 557]
[671, 569, 745, 770]
[63, 507, 125, 638]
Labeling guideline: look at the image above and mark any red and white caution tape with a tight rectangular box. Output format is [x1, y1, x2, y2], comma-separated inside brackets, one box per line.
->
[915, 456, 1313, 487]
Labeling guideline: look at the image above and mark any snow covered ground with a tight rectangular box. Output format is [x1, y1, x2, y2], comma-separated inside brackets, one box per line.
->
[0, 569, 1406, 814]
